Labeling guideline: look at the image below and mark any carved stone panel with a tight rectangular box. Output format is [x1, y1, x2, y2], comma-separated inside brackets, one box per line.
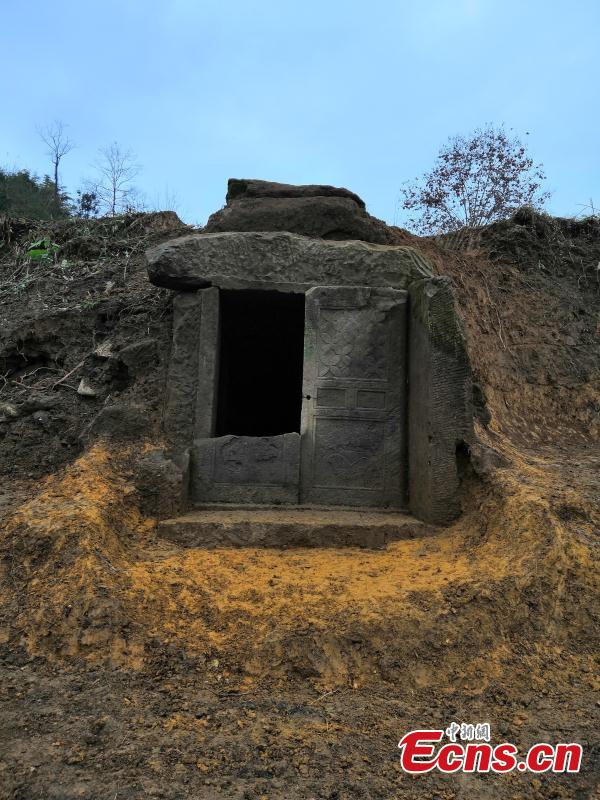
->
[408, 277, 472, 524]
[317, 307, 387, 380]
[300, 286, 408, 507]
[312, 419, 386, 489]
[191, 433, 300, 505]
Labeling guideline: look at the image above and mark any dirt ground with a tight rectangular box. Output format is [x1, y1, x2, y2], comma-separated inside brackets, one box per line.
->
[0, 210, 598, 798]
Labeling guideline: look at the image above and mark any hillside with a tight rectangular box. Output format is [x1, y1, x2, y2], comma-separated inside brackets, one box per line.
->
[0, 208, 598, 799]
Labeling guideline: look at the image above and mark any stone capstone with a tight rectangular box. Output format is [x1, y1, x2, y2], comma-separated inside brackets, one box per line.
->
[146, 231, 433, 292]
[204, 178, 393, 243]
[225, 178, 366, 207]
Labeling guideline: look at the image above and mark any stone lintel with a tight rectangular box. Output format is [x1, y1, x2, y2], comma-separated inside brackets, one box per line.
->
[146, 231, 433, 292]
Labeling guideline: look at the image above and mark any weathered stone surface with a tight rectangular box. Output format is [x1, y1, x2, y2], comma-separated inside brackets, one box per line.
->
[300, 286, 408, 508]
[119, 338, 158, 376]
[164, 289, 220, 448]
[135, 448, 190, 518]
[146, 231, 433, 292]
[225, 178, 366, 207]
[163, 292, 203, 448]
[203, 178, 393, 242]
[194, 288, 220, 440]
[158, 506, 431, 549]
[191, 433, 300, 505]
[205, 196, 391, 243]
[408, 277, 473, 524]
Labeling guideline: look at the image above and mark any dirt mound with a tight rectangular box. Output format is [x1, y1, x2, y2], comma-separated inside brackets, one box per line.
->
[1, 436, 597, 688]
[0, 428, 597, 797]
[0, 212, 190, 482]
[420, 210, 600, 445]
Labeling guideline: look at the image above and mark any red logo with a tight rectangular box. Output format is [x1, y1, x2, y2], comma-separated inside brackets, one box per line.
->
[398, 728, 582, 774]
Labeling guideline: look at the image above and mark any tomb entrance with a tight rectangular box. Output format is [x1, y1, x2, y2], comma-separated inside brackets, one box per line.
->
[216, 289, 305, 438]
[146, 180, 473, 525]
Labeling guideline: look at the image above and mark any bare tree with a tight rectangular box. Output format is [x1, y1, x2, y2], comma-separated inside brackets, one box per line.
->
[401, 125, 550, 235]
[93, 142, 141, 215]
[576, 198, 599, 220]
[38, 121, 75, 203]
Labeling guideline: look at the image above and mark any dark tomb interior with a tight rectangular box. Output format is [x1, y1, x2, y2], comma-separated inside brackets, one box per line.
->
[216, 290, 305, 437]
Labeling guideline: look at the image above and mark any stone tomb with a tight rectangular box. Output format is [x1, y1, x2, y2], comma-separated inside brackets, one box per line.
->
[146, 227, 472, 525]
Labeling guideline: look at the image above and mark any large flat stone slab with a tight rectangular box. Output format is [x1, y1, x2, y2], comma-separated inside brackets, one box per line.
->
[157, 506, 432, 549]
[300, 286, 408, 507]
[145, 231, 433, 292]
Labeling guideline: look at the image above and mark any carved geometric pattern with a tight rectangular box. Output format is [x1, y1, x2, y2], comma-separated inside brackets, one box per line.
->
[317, 308, 387, 379]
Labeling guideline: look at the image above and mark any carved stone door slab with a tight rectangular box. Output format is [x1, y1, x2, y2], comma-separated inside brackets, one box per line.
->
[191, 433, 300, 505]
[300, 286, 408, 507]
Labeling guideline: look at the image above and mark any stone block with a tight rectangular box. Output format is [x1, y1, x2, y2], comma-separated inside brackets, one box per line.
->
[158, 506, 431, 549]
[203, 178, 393, 243]
[191, 433, 300, 505]
[118, 338, 158, 376]
[163, 292, 202, 448]
[135, 448, 190, 518]
[408, 277, 472, 524]
[225, 178, 366, 207]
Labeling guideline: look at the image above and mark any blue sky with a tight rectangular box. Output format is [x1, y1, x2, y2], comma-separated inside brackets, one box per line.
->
[2, 0, 599, 225]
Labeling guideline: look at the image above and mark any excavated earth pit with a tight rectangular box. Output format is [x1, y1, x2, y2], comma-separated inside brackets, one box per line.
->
[0, 200, 598, 799]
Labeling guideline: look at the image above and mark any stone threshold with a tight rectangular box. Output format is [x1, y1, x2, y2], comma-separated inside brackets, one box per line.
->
[157, 504, 435, 549]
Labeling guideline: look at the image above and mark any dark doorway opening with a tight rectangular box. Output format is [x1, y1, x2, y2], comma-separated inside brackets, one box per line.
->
[216, 290, 305, 437]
